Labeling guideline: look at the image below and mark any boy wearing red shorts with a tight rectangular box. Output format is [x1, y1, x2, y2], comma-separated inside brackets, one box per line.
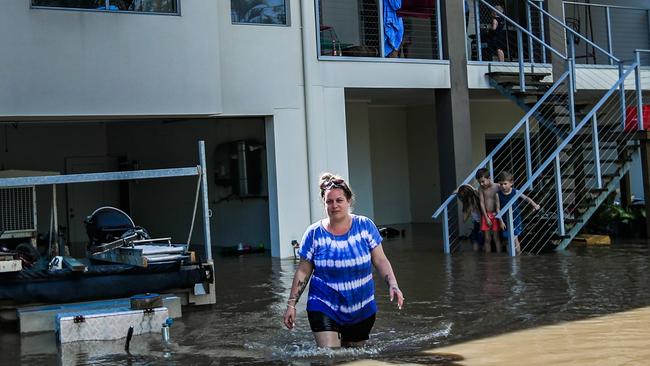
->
[476, 168, 502, 253]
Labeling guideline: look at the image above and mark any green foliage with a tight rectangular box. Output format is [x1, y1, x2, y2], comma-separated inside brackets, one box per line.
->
[586, 194, 646, 236]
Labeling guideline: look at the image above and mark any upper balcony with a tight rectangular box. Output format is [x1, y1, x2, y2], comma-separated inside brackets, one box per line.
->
[465, 0, 650, 89]
[316, 0, 444, 62]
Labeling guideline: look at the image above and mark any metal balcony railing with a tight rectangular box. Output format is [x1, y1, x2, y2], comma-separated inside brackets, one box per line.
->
[563, 1, 650, 65]
[316, 0, 444, 60]
[466, 0, 546, 63]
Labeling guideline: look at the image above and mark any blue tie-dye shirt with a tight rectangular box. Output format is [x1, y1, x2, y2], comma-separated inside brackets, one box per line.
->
[299, 215, 382, 325]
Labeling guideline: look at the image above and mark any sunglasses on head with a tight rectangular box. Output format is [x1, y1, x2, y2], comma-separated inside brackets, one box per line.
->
[320, 178, 345, 190]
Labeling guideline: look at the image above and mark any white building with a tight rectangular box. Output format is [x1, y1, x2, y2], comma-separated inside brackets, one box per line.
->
[1, 0, 649, 258]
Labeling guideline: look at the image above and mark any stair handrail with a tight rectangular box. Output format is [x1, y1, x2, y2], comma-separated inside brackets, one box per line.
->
[432, 70, 570, 220]
[495, 60, 640, 254]
[527, 0, 621, 65]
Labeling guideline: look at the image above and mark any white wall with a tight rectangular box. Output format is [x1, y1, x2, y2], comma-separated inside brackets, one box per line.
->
[0, 1, 221, 117]
[407, 105, 440, 222]
[346, 101, 375, 219]
[470, 99, 525, 167]
[369, 106, 412, 225]
[265, 110, 311, 258]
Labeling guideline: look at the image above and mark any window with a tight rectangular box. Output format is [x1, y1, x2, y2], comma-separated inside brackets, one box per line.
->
[32, 0, 179, 14]
[231, 0, 288, 25]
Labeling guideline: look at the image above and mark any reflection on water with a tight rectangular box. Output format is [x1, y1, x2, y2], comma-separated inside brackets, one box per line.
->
[2, 224, 650, 365]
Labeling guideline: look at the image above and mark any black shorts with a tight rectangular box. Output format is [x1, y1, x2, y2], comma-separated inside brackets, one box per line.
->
[307, 311, 376, 343]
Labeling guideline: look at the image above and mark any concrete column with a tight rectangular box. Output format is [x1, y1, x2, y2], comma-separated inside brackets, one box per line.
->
[547, 0, 568, 80]
[266, 110, 311, 258]
[437, 0, 473, 199]
[305, 86, 350, 222]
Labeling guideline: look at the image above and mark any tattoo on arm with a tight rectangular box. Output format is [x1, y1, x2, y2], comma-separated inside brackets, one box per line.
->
[291, 273, 311, 302]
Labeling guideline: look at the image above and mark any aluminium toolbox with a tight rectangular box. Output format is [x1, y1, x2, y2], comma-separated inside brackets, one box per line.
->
[56, 306, 168, 343]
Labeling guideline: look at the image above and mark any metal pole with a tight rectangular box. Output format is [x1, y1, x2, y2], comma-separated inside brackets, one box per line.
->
[507, 206, 516, 256]
[526, 1, 534, 64]
[379, 0, 385, 57]
[568, 33, 577, 92]
[442, 207, 450, 254]
[436, 0, 443, 60]
[539, 1, 547, 63]
[619, 62, 627, 131]
[53, 185, 61, 256]
[592, 115, 603, 189]
[524, 118, 533, 187]
[555, 156, 566, 236]
[606, 7, 613, 66]
[475, 0, 482, 61]
[518, 29, 526, 92]
[568, 59, 576, 129]
[198, 141, 213, 262]
[636, 51, 645, 130]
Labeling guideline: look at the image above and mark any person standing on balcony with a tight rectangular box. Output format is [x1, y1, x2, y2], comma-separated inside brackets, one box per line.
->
[488, 5, 506, 62]
[383, 0, 404, 57]
[283, 173, 404, 348]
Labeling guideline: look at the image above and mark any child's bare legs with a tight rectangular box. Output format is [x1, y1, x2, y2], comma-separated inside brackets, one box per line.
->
[493, 231, 502, 253]
[504, 236, 521, 255]
[514, 236, 521, 254]
[483, 230, 492, 253]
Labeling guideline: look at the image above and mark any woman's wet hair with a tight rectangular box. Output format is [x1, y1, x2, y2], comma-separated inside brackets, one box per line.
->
[457, 184, 480, 220]
[319, 173, 354, 201]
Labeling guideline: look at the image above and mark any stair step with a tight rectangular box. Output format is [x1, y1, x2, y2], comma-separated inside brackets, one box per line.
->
[487, 72, 551, 81]
[512, 90, 549, 97]
[551, 234, 571, 240]
[565, 218, 584, 224]
[539, 172, 617, 179]
[499, 81, 554, 89]
[562, 188, 609, 194]
[527, 100, 592, 109]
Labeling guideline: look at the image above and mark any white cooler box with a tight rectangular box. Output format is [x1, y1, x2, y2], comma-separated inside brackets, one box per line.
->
[56, 306, 168, 343]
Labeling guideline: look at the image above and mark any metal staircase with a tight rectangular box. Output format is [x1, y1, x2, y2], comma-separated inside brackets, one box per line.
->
[432, 0, 647, 256]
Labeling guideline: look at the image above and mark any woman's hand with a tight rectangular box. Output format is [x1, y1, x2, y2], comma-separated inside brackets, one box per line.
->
[390, 286, 404, 310]
[283, 306, 296, 329]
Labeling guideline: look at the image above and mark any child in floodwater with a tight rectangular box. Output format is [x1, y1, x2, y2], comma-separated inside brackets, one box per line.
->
[496, 171, 541, 254]
[476, 168, 502, 253]
[455, 184, 484, 252]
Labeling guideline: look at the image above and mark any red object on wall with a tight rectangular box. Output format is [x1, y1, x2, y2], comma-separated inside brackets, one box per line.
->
[624, 105, 650, 132]
[397, 0, 436, 19]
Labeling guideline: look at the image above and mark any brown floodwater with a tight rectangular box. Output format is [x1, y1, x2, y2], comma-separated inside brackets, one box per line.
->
[2, 224, 650, 365]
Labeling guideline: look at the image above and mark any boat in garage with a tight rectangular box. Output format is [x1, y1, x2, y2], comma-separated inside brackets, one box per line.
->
[0, 141, 216, 318]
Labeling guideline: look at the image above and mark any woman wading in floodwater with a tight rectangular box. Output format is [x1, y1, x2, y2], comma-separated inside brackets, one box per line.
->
[283, 173, 404, 348]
